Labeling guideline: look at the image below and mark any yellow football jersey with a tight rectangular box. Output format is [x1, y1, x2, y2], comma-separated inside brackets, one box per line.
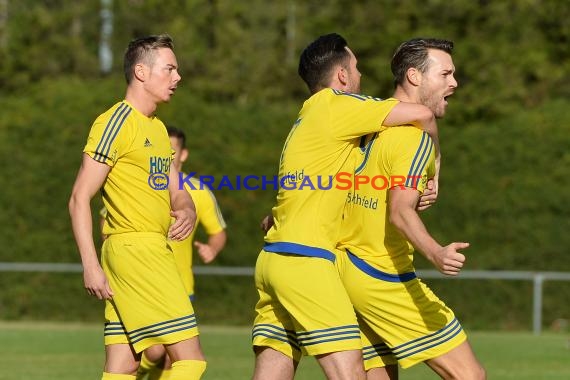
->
[168, 176, 226, 295]
[337, 127, 435, 273]
[84, 101, 173, 236]
[264, 89, 398, 260]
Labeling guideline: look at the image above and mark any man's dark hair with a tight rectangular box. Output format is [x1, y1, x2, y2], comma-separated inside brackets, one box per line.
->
[391, 38, 454, 87]
[124, 34, 174, 84]
[298, 33, 351, 94]
[167, 125, 186, 148]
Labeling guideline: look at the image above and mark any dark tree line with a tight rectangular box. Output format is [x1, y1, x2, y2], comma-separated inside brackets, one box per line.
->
[0, 0, 568, 125]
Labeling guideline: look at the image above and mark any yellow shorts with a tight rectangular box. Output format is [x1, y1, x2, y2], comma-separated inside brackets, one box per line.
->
[252, 250, 361, 361]
[336, 251, 467, 370]
[102, 232, 199, 353]
[168, 238, 195, 298]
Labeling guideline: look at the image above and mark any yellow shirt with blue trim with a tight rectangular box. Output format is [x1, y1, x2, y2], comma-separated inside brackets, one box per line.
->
[264, 89, 399, 261]
[84, 100, 173, 236]
[168, 176, 226, 295]
[337, 127, 436, 273]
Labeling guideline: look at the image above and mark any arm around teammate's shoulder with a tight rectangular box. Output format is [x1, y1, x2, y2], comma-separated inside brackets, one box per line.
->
[383, 102, 438, 140]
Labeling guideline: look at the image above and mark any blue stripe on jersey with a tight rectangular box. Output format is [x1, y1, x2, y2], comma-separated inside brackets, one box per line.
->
[99, 105, 132, 162]
[405, 132, 433, 187]
[297, 325, 361, 347]
[264, 242, 335, 262]
[128, 314, 197, 344]
[94, 102, 131, 162]
[355, 133, 377, 175]
[331, 89, 383, 101]
[362, 342, 393, 361]
[392, 318, 463, 360]
[407, 133, 433, 187]
[347, 250, 416, 282]
[252, 323, 300, 351]
[332, 89, 367, 101]
[93, 103, 126, 161]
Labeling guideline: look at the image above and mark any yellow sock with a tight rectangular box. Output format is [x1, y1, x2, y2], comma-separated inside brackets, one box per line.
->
[101, 372, 136, 380]
[169, 360, 207, 380]
[138, 351, 160, 376]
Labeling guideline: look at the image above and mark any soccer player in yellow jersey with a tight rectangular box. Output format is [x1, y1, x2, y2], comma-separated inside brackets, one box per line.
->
[336, 38, 486, 379]
[252, 33, 440, 380]
[137, 126, 227, 380]
[165, 126, 227, 299]
[69, 35, 207, 380]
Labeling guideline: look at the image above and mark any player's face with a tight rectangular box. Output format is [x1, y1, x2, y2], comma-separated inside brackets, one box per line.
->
[145, 48, 181, 104]
[344, 47, 361, 93]
[417, 49, 457, 118]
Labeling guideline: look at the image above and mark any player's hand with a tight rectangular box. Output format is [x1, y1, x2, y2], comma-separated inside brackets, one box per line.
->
[83, 265, 113, 300]
[431, 242, 469, 276]
[195, 241, 217, 264]
[417, 178, 438, 211]
[169, 208, 196, 241]
[260, 214, 274, 233]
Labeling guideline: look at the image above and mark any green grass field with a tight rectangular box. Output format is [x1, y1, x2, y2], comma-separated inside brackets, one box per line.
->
[0, 322, 569, 379]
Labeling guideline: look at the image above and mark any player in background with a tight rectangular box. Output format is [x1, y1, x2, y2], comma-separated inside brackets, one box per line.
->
[135, 126, 227, 380]
[69, 34, 206, 380]
[252, 33, 440, 380]
[336, 38, 486, 379]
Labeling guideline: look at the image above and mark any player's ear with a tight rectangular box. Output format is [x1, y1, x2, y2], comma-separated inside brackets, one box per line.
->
[337, 66, 349, 87]
[133, 63, 146, 82]
[407, 67, 421, 86]
[179, 148, 189, 164]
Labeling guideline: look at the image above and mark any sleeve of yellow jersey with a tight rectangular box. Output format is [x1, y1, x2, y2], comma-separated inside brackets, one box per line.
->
[385, 128, 436, 194]
[185, 185, 227, 235]
[328, 91, 399, 141]
[83, 104, 131, 166]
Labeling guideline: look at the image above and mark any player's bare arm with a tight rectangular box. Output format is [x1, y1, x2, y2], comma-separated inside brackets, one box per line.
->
[195, 230, 227, 263]
[383, 102, 439, 144]
[389, 187, 468, 276]
[69, 154, 114, 300]
[168, 161, 197, 241]
[260, 213, 274, 233]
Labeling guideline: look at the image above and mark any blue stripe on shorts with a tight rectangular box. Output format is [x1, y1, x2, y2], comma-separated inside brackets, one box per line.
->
[252, 323, 301, 351]
[392, 318, 463, 359]
[264, 242, 335, 262]
[347, 250, 416, 282]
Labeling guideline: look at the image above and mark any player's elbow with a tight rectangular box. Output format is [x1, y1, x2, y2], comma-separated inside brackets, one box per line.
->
[389, 209, 405, 231]
[416, 106, 435, 126]
[388, 201, 413, 232]
[212, 230, 228, 251]
[416, 112, 438, 139]
[68, 192, 78, 217]
[68, 190, 86, 219]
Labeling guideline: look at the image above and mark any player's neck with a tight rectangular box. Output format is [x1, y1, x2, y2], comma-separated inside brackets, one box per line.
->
[125, 87, 158, 117]
[392, 86, 418, 104]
